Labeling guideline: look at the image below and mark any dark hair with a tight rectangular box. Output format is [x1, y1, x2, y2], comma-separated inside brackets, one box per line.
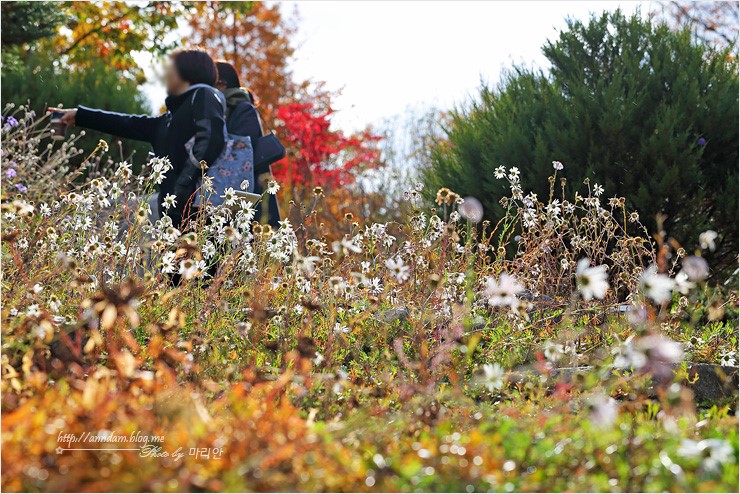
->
[215, 59, 259, 105]
[172, 48, 217, 86]
[215, 60, 241, 89]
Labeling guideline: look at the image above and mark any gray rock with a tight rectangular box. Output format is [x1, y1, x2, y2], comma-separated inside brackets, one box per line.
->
[683, 363, 738, 404]
[508, 363, 738, 405]
[375, 306, 411, 324]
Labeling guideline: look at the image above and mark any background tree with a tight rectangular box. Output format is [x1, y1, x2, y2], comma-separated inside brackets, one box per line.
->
[1, 1, 66, 47]
[44, 1, 181, 81]
[423, 10, 738, 276]
[184, 1, 329, 116]
[1, 1, 66, 74]
[1, 1, 164, 166]
[184, 1, 382, 223]
[657, 1, 739, 49]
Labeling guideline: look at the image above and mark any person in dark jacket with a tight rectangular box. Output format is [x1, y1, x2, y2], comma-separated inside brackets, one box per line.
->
[59, 48, 226, 229]
[215, 60, 280, 228]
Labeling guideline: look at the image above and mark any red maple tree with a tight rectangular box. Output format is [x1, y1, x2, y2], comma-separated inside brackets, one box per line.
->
[272, 102, 382, 190]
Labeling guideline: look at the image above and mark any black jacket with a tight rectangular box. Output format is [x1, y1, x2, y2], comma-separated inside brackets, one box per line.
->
[76, 85, 226, 226]
[228, 101, 263, 143]
[224, 95, 281, 228]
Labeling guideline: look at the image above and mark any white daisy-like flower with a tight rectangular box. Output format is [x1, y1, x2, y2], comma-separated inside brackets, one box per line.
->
[266, 180, 280, 195]
[552, 160, 564, 170]
[333, 323, 350, 335]
[593, 183, 604, 196]
[295, 254, 321, 277]
[162, 194, 177, 210]
[543, 341, 565, 362]
[222, 187, 238, 207]
[720, 351, 736, 367]
[240, 179, 250, 191]
[178, 259, 199, 280]
[699, 230, 718, 251]
[161, 252, 177, 274]
[575, 258, 609, 301]
[494, 166, 506, 179]
[639, 265, 675, 304]
[678, 439, 734, 472]
[673, 272, 695, 295]
[479, 363, 505, 392]
[385, 257, 410, 283]
[26, 304, 41, 317]
[482, 273, 523, 310]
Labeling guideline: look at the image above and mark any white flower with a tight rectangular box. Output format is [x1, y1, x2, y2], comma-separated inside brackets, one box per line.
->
[720, 351, 736, 367]
[178, 259, 199, 280]
[222, 187, 238, 207]
[699, 230, 718, 251]
[483, 273, 524, 310]
[575, 258, 609, 301]
[162, 194, 177, 210]
[333, 237, 362, 256]
[494, 166, 506, 179]
[543, 341, 565, 362]
[240, 179, 250, 191]
[161, 252, 176, 274]
[593, 183, 604, 196]
[552, 160, 564, 170]
[458, 197, 484, 223]
[680, 256, 710, 282]
[479, 363, 505, 392]
[678, 439, 735, 472]
[266, 180, 280, 195]
[26, 304, 41, 317]
[333, 323, 350, 335]
[295, 254, 321, 277]
[30, 283, 43, 294]
[385, 257, 410, 283]
[636, 334, 684, 366]
[612, 336, 648, 370]
[674, 272, 695, 295]
[545, 199, 561, 217]
[639, 265, 675, 304]
[368, 277, 383, 295]
[588, 394, 618, 429]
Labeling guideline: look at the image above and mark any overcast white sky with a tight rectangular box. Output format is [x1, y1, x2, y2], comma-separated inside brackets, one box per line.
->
[141, 1, 653, 131]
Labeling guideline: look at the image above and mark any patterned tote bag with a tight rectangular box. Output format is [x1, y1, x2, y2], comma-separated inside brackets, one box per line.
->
[184, 85, 255, 207]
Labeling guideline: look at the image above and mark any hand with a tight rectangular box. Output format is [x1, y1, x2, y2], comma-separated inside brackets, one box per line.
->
[54, 109, 77, 125]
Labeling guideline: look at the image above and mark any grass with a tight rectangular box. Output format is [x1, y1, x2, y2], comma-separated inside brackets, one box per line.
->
[1, 106, 738, 492]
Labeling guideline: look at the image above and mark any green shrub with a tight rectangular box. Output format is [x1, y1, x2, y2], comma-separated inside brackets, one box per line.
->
[1, 51, 151, 168]
[423, 10, 738, 277]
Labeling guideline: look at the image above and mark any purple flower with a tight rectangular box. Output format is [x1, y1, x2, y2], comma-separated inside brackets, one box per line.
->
[6, 168, 17, 178]
[697, 137, 707, 146]
[3, 116, 18, 132]
[15, 183, 27, 193]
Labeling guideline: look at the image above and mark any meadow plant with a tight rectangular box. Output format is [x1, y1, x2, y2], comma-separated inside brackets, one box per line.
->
[1, 108, 737, 492]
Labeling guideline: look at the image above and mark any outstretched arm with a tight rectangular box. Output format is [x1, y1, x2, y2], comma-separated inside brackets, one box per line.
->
[71, 106, 161, 143]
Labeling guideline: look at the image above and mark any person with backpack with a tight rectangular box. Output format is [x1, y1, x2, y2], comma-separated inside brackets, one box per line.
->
[58, 48, 226, 229]
[215, 60, 281, 228]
